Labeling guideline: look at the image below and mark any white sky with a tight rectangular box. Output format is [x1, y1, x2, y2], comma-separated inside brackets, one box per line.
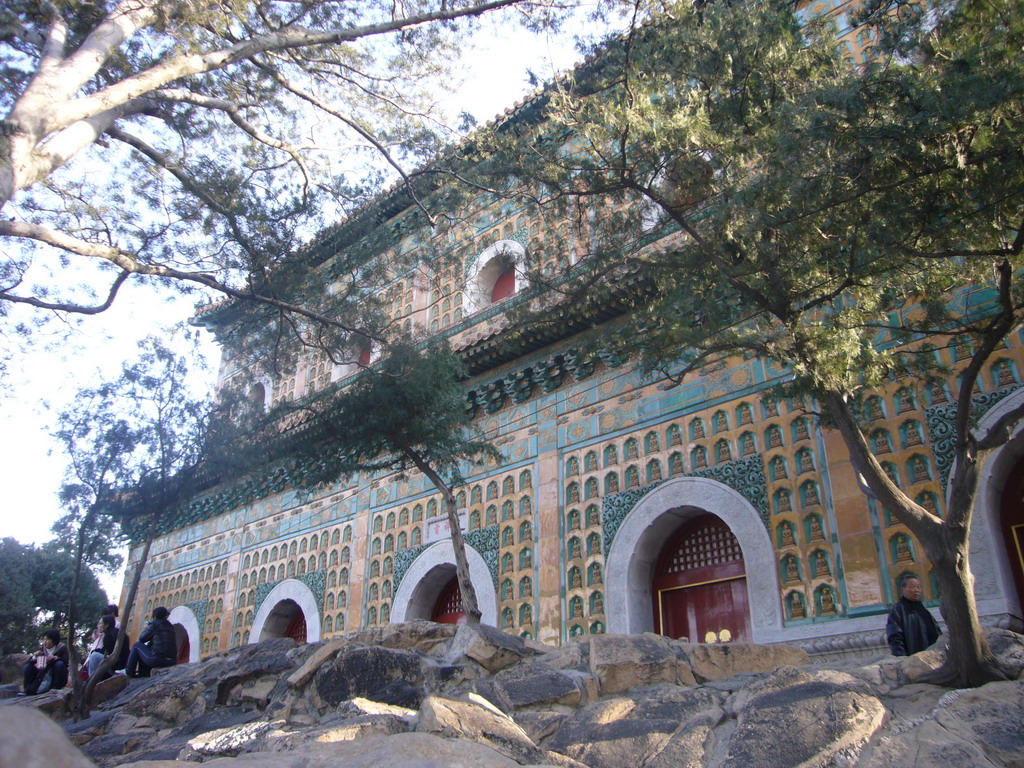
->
[0, 12, 593, 600]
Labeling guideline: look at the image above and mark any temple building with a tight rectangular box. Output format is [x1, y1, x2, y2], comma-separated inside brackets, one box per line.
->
[118, 1, 1024, 665]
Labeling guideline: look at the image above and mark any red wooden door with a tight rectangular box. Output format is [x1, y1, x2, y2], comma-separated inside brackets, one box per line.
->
[653, 514, 751, 642]
[1001, 458, 1024, 612]
[284, 609, 307, 643]
[490, 266, 516, 303]
[432, 575, 465, 624]
[176, 632, 190, 664]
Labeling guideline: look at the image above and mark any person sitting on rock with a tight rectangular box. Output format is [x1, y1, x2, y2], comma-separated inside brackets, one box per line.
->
[886, 574, 941, 656]
[126, 606, 177, 678]
[86, 615, 119, 681]
[21, 629, 69, 695]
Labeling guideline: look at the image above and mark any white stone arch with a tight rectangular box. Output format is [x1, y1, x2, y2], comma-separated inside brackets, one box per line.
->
[964, 387, 1024, 627]
[463, 240, 528, 315]
[391, 541, 499, 626]
[605, 476, 783, 642]
[167, 605, 200, 663]
[249, 579, 321, 644]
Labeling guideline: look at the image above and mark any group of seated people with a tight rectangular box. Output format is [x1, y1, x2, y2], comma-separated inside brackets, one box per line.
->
[21, 604, 177, 695]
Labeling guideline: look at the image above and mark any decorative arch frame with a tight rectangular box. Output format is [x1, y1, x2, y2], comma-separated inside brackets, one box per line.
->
[463, 240, 528, 315]
[249, 578, 321, 644]
[964, 387, 1024, 626]
[391, 540, 498, 626]
[167, 605, 200, 663]
[605, 476, 783, 642]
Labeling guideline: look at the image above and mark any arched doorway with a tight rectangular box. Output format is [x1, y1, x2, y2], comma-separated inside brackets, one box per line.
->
[259, 598, 307, 642]
[606, 477, 782, 642]
[173, 624, 190, 664]
[167, 605, 200, 663]
[653, 513, 751, 642]
[431, 574, 466, 624]
[391, 541, 498, 626]
[249, 579, 321, 644]
[1001, 455, 1024, 611]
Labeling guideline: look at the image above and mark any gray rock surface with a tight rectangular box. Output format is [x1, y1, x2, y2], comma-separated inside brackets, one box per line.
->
[0, 623, 1019, 768]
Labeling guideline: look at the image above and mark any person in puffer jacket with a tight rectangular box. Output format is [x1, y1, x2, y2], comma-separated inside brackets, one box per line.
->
[126, 606, 177, 677]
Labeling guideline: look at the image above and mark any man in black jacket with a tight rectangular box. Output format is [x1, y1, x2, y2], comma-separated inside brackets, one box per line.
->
[886, 574, 941, 656]
[126, 606, 178, 677]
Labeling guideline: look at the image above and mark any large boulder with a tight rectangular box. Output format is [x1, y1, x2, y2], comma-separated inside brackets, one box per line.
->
[119, 732, 559, 767]
[0, 706, 96, 768]
[544, 684, 723, 768]
[417, 693, 546, 765]
[346, 621, 459, 655]
[588, 634, 685, 694]
[674, 642, 808, 683]
[936, 679, 1024, 767]
[309, 645, 429, 710]
[492, 663, 591, 709]
[722, 666, 886, 768]
[446, 624, 529, 673]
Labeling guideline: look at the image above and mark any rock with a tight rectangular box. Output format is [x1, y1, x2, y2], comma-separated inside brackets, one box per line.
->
[447, 624, 528, 673]
[936, 679, 1024, 767]
[588, 634, 678, 694]
[120, 678, 205, 723]
[987, 629, 1024, 679]
[267, 714, 410, 750]
[538, 644, 586, 671]
[187, 719, 280, 757]
[722, 666, 886, 768]
[674, 642, 809, 683]
[286, 637, 348, 689]
[88, 673, 130, 707]
[310, 645, 428, 711]
[493, 663, 587, 709]
[0, 706, 96, 768]
[858, 718, 996, 768]
[335, 696, 418, 724]
[80, 730, 154, 761]
[513, 711, 566, 744]
[347, 621, 459, 655]
[545, 685, 723, 768]
[542, 750, 591, 768]
[417, 693, 546, 765]
[900, 647, 945, 682]
[214, 638, 299, 704]
[0, 682, 22, 699]
[118, 732, 555, 767]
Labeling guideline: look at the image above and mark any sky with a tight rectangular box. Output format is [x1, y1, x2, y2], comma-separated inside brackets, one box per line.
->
[0, 10, 594, 601]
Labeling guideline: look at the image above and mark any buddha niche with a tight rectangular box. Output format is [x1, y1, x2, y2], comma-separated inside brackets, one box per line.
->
[799, 452, 813, 473]
[569, 569, 582, 589]
[911, 457, 930, 484]
[741, 434, 755, 456]
[998, 361, 1016, 387]
[868, 399, 884, 421]
[874, 433, 891, 454]
[804, 484, 820, 507]
[809, 515, 825, 541]
[790, 597, 806, 619]
[785, 559, 799, 582]
[794, 419, 810, 441]
[780, 524, 796, 547]
[895, 536, 913, 562]
[694, 450, 707, 469]
[768, 429, 782, 448]
[905, 421, 923, 446]
[820, 589, 836, 613]
[777, 493, 792, 513]
[814, 550, 830, 576]
[592, 593, 603, 614]
[764, 399, 779, 417]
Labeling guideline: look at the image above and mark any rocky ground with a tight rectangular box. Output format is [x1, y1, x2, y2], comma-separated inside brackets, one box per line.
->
[1, 623, 1022, 768]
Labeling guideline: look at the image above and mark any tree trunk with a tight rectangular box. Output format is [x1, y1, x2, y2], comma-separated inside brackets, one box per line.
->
[68, 507, 98, 721]
[819, 390, 1004, 687]
[402, 448, 482, 625]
